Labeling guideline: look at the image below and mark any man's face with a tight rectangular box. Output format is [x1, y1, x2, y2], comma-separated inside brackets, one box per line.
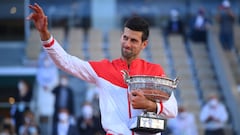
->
[120, 27, 147, 60]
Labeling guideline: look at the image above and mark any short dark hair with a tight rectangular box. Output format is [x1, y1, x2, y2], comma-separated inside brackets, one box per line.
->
[124, 16, 149, 41]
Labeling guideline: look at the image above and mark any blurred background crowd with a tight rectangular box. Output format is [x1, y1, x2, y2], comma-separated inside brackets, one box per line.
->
[0, 0, 240, 135]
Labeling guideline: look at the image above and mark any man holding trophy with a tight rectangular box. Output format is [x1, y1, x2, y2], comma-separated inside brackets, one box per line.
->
[27, 3, 178, 135]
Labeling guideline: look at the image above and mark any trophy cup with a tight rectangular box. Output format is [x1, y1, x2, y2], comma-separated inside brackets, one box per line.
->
[122, 70, 179, 134]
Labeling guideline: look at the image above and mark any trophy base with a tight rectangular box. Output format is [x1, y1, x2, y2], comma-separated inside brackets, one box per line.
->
[129, 114, 166, 134]
[131, 127, 164, 134]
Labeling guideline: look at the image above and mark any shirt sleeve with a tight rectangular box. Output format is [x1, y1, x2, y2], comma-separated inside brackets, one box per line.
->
[158, 92, 178, 118]
[41, 36, 98, 83]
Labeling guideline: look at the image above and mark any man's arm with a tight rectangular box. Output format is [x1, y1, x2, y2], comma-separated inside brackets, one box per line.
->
[130, 90, 157, 112]
[159, 92, 178, 118]
[130, 90, 178, 117]
[27, 3, 97, 83]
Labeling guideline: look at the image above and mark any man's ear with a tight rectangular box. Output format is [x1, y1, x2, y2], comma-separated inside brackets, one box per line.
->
[142, 40, 148, 49]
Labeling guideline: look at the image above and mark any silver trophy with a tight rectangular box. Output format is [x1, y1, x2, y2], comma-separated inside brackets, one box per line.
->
[122, 70, 179, 134]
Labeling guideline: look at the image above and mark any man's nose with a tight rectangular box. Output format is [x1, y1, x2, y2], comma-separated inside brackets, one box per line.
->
[124, 39, 131, 47]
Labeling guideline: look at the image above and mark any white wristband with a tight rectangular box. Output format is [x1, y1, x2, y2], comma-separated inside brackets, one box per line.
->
[156, 102, 161, 114]
[156, 102, 163, 114]
[41, 35, 53, 44]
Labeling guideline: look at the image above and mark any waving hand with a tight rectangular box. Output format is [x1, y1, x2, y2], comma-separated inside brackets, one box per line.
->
[27, 3, 50, 40]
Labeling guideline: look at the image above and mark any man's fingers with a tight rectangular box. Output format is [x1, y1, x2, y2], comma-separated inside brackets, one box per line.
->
[28, 4, 38, 13]
[26, 13, 34, 20]
[26, 13, 38, 22]
[131, 90, 144, 97]
[34, 3, 45, 16]
[28, 5, 34, 10]
[131, 90, 138, 96]
[29, 3, 45, 16]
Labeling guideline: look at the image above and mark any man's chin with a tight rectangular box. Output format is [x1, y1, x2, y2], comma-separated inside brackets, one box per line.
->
[122, 53, 131, 58]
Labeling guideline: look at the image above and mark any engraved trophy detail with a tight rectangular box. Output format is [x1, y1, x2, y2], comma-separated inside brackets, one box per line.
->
[122, 70, 179, 134]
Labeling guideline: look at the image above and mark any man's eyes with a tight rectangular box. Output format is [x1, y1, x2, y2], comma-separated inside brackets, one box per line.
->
[131, 39, 137, 43]
[123, 36, 138, 43]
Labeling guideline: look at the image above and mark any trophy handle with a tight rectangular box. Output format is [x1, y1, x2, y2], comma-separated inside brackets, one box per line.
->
[173, 77, 180, 88]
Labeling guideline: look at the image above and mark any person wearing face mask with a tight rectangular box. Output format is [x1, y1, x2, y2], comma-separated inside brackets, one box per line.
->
[0, 117, 15, 135]
[165, 8, 186, 40]
[52, 75, 75, 130]
[77, 101, 105, 135]
[216, 0, 236, 51]
[199, 94, 229, 135]
[189, 7, 211, 44]
[52, 108, 79, 135]
[168, 105, 198, 135]
[10, 80, 33, 135]
[35, 51, 59, 135]
[77, 102, 95, 135]
[18, 110, 39, 135]
[36, 51, 59, 92]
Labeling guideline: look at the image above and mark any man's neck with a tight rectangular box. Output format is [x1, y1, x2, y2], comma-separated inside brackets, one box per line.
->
[121, 56, 140, 67]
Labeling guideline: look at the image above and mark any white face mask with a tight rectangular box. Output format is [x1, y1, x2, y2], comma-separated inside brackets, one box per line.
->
[82, 105, 93, 119]
[58, 112, 69, 122]
[29, 127, 37, 134]
[209, 99, 218, 107]
[18, 102, 25, 112]
[60, 78, 68, 86]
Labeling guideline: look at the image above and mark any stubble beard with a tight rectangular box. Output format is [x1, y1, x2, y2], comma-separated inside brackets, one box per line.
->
[121, 47, 134, 60]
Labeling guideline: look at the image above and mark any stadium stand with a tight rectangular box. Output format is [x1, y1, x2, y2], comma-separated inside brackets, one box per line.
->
[67, 27, 85, 59]
[24, 28, 42, 65]
[108, 28, 122, 60]
[87, 28, 105, 60]
[149, 27, 169, 73]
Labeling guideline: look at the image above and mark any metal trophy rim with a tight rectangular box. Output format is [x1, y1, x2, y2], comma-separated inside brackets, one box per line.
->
[122, 70, 179, 89]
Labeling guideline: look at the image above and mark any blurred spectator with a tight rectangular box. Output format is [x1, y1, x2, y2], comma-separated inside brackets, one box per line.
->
[90, 94, 105, 135]
[0, 124, 13, 135]
[10, 80, 32, 134]
[0, 117, 15, 135]
[216, 0, 236, 51]
[77, 101, 104, 135]
[200, 94, 228, 135]
[85, 84, 105, 134]
[36, 51, 59, 135]
[52, 75, 75, 128]
[19, 110, 39, 135]
[168, 105, 198, 135]
[85, 84, 98, 103]
[164, 8, 186, 41]
[52, 108, 79, 135]
[85, 84, 100, 117]
[189, 7, 211, 44]
[161, 125, 172, 135]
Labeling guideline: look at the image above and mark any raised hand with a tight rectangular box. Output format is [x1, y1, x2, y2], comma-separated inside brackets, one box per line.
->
[27, 3, 50, 40]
